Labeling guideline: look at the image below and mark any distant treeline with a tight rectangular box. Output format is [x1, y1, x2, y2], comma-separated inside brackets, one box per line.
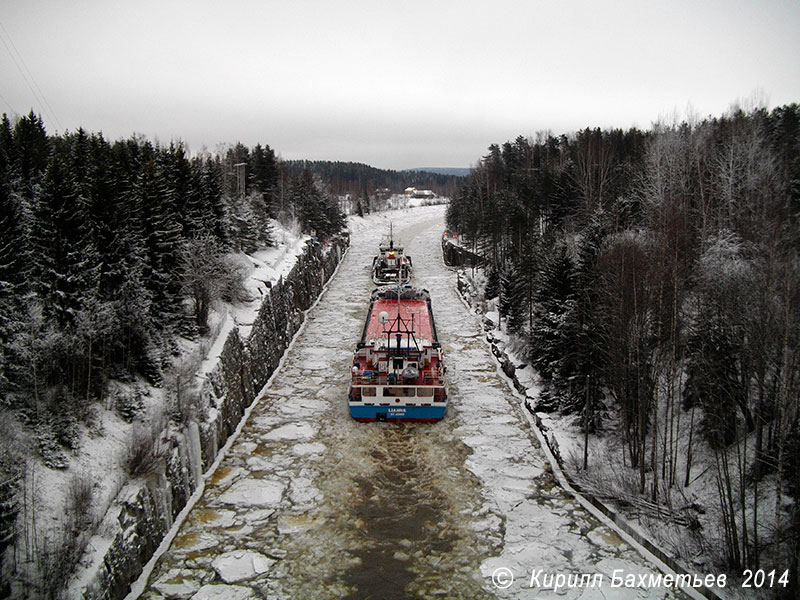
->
[282, 159, 463, 197]
[0, 112, 344, 479]
[447, 104, 799, 580]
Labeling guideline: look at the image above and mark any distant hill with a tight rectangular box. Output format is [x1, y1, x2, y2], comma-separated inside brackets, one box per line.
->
[413, 167, 470, 177]
[282, 160, 464, 196]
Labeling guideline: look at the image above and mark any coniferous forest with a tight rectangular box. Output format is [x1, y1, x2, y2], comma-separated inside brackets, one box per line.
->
[0, 112, 345, 561]
[1, 102, 798, 595]
[447, 105, 800, 580]
[282, 159, 463, 197]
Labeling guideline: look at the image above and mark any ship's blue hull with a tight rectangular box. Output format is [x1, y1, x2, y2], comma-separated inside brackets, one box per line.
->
[349, 404, 446, 422]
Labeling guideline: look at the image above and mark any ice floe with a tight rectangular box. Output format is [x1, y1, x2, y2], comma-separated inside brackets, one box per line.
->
[211, 550, 275, 583]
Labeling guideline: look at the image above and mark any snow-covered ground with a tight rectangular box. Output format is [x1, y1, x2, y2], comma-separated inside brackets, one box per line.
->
[456, 265, 786, 600]
[24, 221, 310, 597]
[128, 205, 702, 599]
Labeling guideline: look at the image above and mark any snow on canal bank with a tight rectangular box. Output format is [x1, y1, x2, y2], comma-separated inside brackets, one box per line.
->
[135, 205, 690, 599]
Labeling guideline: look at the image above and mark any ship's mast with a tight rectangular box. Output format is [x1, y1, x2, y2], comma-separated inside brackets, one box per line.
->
[381, 286, 420, 354]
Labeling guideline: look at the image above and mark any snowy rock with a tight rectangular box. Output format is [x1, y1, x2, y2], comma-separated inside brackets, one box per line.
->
[501, 357, 516, 379]
[211, 550, 275, 583]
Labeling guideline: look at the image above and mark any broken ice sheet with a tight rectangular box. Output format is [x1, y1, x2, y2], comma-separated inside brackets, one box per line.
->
[191, 583, 260, 600]
[211, 550, 275, 583]
[262, 422, 317, 441]
[217, 478, 286, 507]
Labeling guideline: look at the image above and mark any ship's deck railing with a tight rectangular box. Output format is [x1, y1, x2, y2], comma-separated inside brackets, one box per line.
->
[352, 371, 444, 386]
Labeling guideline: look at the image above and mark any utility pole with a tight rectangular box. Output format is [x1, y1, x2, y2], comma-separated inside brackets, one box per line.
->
[234, 162, 246, 198]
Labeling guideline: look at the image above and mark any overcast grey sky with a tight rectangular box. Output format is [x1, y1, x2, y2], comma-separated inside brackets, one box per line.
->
[2, 0, 799, 170]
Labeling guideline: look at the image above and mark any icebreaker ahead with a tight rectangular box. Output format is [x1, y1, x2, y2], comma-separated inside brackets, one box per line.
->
[348, 286, 447, 422]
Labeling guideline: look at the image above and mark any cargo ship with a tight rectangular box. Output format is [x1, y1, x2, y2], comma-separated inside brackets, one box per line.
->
[348, 286, 447, 422]
[372, 224, 412, 285]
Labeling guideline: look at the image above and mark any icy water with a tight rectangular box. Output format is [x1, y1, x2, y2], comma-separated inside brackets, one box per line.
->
[139, 206, 685, 599]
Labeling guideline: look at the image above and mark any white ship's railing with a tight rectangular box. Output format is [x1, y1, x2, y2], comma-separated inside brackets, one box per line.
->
[352, 373, 445, 386]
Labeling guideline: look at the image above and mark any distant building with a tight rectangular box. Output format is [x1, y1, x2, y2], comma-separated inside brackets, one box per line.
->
[404, 187, 437, 198]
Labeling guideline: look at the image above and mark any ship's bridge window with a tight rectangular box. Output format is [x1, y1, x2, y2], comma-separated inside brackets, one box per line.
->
[417, 388, 434, 397]
[383, 387, 416, 397]
[361, 387, 376, 397]
[393, 358, 403, 370]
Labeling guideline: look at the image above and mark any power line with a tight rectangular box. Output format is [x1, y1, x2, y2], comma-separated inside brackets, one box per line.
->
[0, 90, 16, 116]
[0, 20, 62, 131]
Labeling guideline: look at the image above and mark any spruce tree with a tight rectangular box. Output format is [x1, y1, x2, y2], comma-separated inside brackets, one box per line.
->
[29, 146, 100, 327]
[201, 157, 227, 244]
[683, 316, 746, 447]
[484, 264, 501, 300]
[135, 158, 183, 330]
[0, 116, 28, 399]
[499, 261, 526, 335]
[530, 243, 575, 379]
[558, 212, 607, 407]
[158, 143, 192, 237]
[249, 143, 279, 216]
[10, 110, 49, 200]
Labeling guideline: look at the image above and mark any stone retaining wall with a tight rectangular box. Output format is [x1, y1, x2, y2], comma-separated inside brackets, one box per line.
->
[441, 236, 484, 267]
[76, 235, 348, 599]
